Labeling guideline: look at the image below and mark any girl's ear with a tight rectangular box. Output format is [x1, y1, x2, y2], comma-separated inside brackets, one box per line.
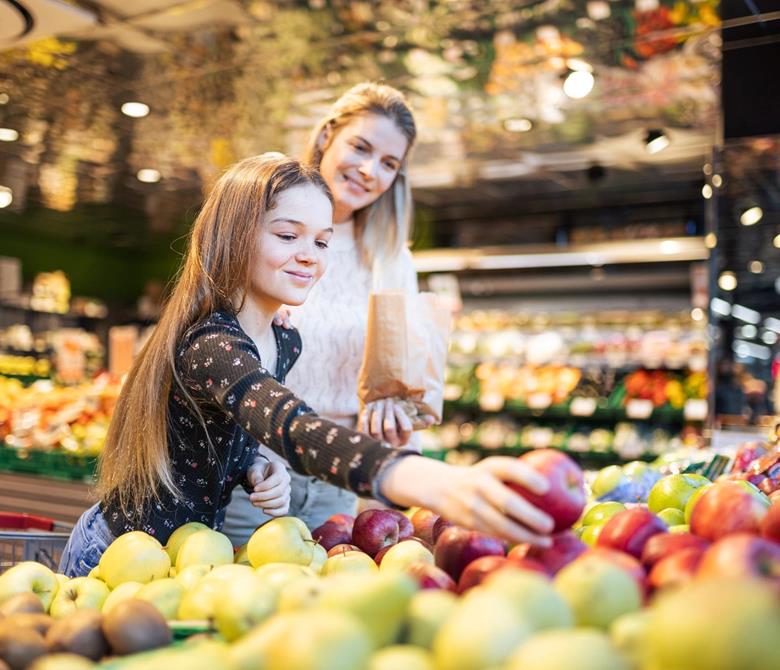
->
[316, 123, 332, 153]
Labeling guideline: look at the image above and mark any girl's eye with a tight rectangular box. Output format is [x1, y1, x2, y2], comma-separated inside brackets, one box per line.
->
[316, 240, 330, 249]
[383, 161, 399, 171]
[277, 233, 296, 241]
[353, 143, 368, 153]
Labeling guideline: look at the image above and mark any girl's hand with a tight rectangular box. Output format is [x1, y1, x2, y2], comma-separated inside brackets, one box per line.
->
[248, 460, 291, 517]
[272, 307, 293, 329]
[379, 455, 555, 546]
[358, 398, 415, 448]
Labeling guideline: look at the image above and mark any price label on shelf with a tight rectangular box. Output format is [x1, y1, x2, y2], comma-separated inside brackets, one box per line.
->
[570, 397, 597, 417]
[626, 399, 653, 419]
[684, 399, 708, 421]
[527, 393, 552, 410]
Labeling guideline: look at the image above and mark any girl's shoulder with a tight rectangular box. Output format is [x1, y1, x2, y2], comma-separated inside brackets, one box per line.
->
[178, 309, 246, 353]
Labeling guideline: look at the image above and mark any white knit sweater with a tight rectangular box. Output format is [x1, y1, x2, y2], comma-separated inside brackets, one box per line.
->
[285, 220, 418, 429]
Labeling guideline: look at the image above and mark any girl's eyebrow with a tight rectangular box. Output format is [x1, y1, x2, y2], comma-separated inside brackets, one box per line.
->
[269, 218, 333, 234]
[353, 135, 402, 163]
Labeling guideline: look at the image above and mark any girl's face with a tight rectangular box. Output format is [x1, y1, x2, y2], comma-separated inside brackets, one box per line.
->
[250, 183, 333, 308]
[318, 113, 409, 223]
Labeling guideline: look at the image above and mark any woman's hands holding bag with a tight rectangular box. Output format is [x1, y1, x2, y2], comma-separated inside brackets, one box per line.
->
[358, 398, 435, 449]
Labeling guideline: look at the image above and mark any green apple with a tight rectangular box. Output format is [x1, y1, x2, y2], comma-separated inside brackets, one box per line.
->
[255, 563, 317, 596]
[379, 542, 434, 574]
[506, 629, 631, 670]
[554, 556, 642, 629]
[55, 574, 69, 588]
[101, 581, 142, 613]
[234, 544, 250, 565]
[136, 577, 184, 620]
[592, 465, 626, 497]
[369, 645, 434, 670]
[432, 588, 531, 670]
[248, 517, 316, 568]
[98, 531, 171, 589]
[277, 576, 327, 613]
[610, 609, 650, 668]
[581, 502, 626, 527]
[482, 569, 573, 631]
[657, 507, 686, 527]
[174, 564, 212, 590]
[669, 523, 690, 534]
[684, 484, 712, 523]
[175, 528, 234, 571]
[580, 523, 605, 546]
[214, 574, 276, 641]
[49, 576, 109, 618]
[322, 551, 378, 576]
[308, 543, 328, 574]
[164, 521, 210, 564]
[643, 578, 780, 670]
[316, 572, 417, 648]
[230, 610, 371, 670]
[405, 589, 457, 649]
[648, 474, 710, 514]
[622, 461, 650, 479]
[0, 561, 60, 612]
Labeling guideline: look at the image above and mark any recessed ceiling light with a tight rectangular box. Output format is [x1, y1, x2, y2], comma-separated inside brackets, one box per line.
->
[121, 102, 150, 118]
[563, 70, 594, 99]
[690, 307, 704, 321]
[774, 233, 780, 248]
[701, 184, 712, 199]
[0, 128, 18, 142]
[740, 206, 763, 226]
[748, 260, 764, 274]
[718, 271, 737, 291]
[0, 93, 8, 105]
[503, 118, 533, 133]
[0, 186, 12, 208]
[137, 169, 161, 183]
[645, 129, 670, 154]
[712, 174, 723, 188]
[762, 331, 778, 345]
[704, 232, 717, 249]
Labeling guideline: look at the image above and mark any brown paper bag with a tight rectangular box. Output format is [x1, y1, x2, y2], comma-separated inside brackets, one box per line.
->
[358, 291, 452, 428]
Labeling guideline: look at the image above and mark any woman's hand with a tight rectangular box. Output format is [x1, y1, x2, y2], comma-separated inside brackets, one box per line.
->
[358, 398, 434, 448]
[379, 455, 555, 547]
[247, 459, 291, 517]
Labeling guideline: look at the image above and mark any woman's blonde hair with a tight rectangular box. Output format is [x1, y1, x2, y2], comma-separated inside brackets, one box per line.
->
[97, 153, 332, 516]
[303, 82, 416, 267]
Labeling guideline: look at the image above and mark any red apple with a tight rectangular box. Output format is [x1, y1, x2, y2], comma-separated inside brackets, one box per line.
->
[387, 509, 414, 540]
[411, 508, 440, 544]
[509, 530, 587, 575]
[640, 532, 710, 569]
[352, 509, 412, 557]
[434, 527, 506, 582]
[506, 556, 552, 576]
[311, 521, 352, 551]
[508, 449, 586, 532]
[457, 555, 549, 593]
[597, 508, 667, 559]
[759, 501, 780, 543]
[690, 481, 770, 541]
[648, 547, 706, 591]
[697, 533, 780, 582]
[326, 543, 361, 558]
[374, 537, 433, 566]
[432, 517, 454, 543]
[327, 513, 355, 533]
[581, 547, 647, 595]
[405, 561, 457, 592]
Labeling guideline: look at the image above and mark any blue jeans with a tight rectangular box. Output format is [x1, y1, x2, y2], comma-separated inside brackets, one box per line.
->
[58, 503, 116, 577]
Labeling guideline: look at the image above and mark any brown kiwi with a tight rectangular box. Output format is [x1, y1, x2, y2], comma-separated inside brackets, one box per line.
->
[0, 593, 45, 618]
[45, 609, 108, 661]
[3, 613, 52, 637]
[0, 623, 47, 670]
[101, 599, 172, 656]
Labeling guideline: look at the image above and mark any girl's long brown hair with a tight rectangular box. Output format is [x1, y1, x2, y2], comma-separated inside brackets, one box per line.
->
[97, 153, 332, 516]
[303, 82, 417, 268]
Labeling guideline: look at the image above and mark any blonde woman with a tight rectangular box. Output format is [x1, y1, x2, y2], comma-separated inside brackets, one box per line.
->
[58, 153, 554, 576]
[224, 83, 437, 542]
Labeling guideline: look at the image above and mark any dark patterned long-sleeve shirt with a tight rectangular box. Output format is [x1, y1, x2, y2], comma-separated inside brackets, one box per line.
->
[101, 310, 408, 542]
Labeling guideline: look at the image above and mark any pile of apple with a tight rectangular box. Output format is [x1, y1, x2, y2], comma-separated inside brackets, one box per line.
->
[0, 448, 779, 669]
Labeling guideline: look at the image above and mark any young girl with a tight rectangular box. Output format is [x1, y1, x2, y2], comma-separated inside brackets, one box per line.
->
[59, 154, 554, 576]
[224, 83, 429, 543]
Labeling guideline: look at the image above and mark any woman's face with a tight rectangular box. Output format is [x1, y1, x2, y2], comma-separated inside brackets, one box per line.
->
[318, 113, 409, 223]
[249, 183, 333, 308]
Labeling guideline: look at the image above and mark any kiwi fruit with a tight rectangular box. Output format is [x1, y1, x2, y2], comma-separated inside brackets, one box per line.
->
[28, 653, 96, 669]
[3, 613, 52, 637]
[0, 623, 47, 670]
[45, 609, 108, 661]
[101, 599, 172, 656]
[0, 594, 45, 618]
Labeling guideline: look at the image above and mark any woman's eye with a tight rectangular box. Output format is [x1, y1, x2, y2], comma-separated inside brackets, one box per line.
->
[383, 161, 398, 171]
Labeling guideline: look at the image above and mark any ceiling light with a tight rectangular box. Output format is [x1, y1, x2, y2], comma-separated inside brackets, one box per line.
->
[137, 169, 161, 183]
[645, 129, 670, 154]
[740, 206, 763, 226]
[733, 340, 771, 360]
[704, 232, 717, 249]
[701, 184, 712, 199]
[712, 174, 723, 188]
[0, 93, 8, 105]
[762, 330, 778, 345]
[711, 297, 731, 316]
[732, 303, 760, 324]
[660, 240, 680, 255]
[121, 102, 150, 118]
[0, 186, 12, 208]
[690, 307, 704, 321]
[0, 128, 18, 142]
[718, 271, 737, 291]
[765, 317, 780, 333]
[774, 233, 780, 248]
[703, 163, 712, 175]
[748, 260, 764, 274]
[503, 118, 533, 133]
[739, 324, 758, 339]
[563, 70, 594, 99]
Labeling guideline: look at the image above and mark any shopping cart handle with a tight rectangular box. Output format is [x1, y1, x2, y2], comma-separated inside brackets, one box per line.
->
[0, 512, 55, 531]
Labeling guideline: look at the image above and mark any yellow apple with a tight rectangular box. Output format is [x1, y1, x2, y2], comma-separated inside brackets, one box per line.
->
[0, 561, 59, 612]
[276, 576, 327, 613]
[405, 589, 457, 650]
[174, 564, 212, 591]
[55, 574, 70, 588]
[177, 578, 222, 621]
[507, 628, 631, 670]
[255, 563, 317, 596]
[379, 542, 433, 574]
[101, 581, 142, 613]
[136, 578, 185, 620]
[49, 576, 109, 618]
[98, 531, 171, 589]
[234, 543, 250, 565]
[322, 551, 378, 576]
[164, 521, 210, 564]
[308, 543, 328, 574]
[175, 529, 234, 571]
[202, 563, 255, 583]
[370, 645, 434, 670]
[247, 517, 315, 568]
[214, 574, 276, 641]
